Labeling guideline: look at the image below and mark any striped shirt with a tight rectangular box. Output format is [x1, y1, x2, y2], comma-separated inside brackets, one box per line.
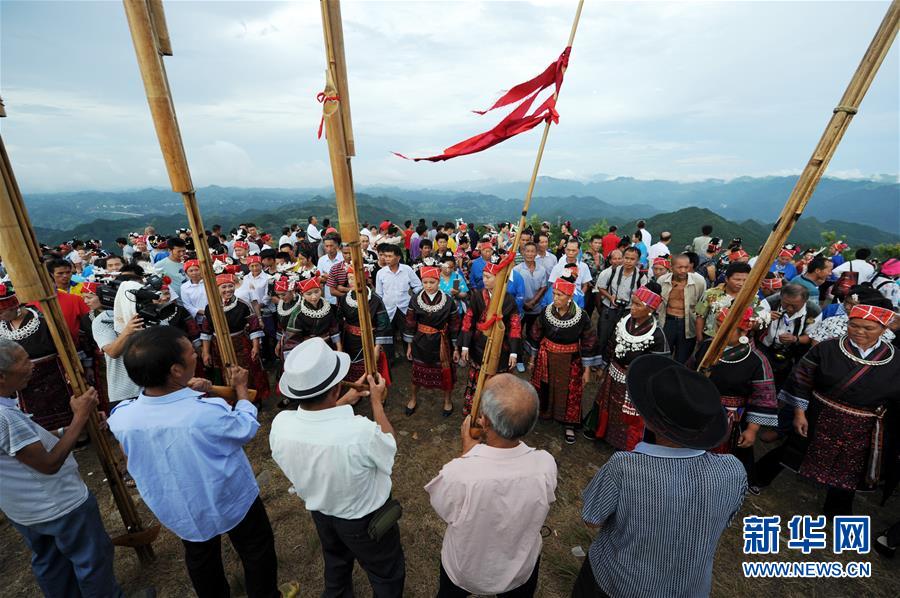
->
[582, 442, 746, 598]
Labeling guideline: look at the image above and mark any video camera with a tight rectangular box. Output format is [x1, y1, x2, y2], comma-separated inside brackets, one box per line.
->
[126, 275, 176, 326]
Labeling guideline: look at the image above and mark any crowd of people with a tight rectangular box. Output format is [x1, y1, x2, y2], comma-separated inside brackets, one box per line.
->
[0, 214, 898, 597]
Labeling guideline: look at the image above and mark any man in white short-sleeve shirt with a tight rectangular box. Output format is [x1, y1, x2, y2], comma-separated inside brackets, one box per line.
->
[0, 338, 122, 596]
[270, 338, 405, 596]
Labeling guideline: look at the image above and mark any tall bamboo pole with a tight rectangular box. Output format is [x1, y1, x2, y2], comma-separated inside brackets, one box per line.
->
[0, 111, 158, 563]
[122, 0, 241, 383]
[468, 0, 585, 433]
[319, 0, 376, 375]
[699, 0, 899, 373]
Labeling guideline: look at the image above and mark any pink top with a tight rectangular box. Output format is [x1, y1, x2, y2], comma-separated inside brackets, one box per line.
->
[425, 442, 557, 594]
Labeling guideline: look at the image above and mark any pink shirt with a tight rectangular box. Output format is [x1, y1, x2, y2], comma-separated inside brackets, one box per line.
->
[425, 442, 557, 594]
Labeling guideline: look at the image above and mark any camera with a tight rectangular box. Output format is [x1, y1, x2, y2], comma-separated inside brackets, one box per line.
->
[95, 279, 122, 311]
[126, 275, 174, 326]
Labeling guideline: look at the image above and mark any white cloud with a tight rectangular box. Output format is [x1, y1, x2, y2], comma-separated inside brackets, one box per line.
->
[1, 0, 896, 192]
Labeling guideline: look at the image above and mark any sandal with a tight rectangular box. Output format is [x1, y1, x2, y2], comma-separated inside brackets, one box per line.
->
[564, 428, 576, 445]
[405, 404, 417, 416]
[442, 405, 455, 418]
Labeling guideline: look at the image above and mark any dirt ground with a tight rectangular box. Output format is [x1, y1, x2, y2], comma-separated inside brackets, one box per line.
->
[2, 362, 898, 598]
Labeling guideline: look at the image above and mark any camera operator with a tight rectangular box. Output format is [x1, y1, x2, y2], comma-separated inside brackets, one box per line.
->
[595, 247, 647, 355]
[92, 269, 144, 406]
[758, 283, 820, 389]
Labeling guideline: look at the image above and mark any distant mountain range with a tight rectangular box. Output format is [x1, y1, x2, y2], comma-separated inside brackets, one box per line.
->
[24, 175, 898, 236]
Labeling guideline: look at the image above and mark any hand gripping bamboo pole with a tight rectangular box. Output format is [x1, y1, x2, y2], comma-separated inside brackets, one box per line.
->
[0, 117, 158, 563]
[122, 0, 241, 382]
[468, 0, 585, 436]
[699, 0, 899, 373]
[319, 0, 377, 375]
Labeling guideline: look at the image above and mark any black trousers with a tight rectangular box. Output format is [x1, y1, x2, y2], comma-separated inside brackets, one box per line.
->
[754, 445, 856, 517]
[596, 306, 623, 360]
[662, 316, 696, 364]
[385, 310, 407, 363]
[437, 557, 540, 598]
[181, 496, 279, 598]
[311, 508, 406, 598]
[570, 557, 611, 598]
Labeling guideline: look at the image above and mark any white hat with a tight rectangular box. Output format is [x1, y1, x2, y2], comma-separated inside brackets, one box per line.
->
[359, 228, 371, 239]
[278, 337, 350, 400]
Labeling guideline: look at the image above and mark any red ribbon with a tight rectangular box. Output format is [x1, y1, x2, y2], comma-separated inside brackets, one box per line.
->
[395, 47, 571, 162]
[317, 92, 340, 139]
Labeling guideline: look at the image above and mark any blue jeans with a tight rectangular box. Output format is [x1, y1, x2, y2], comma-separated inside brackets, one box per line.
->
[11, 492, 122, 598]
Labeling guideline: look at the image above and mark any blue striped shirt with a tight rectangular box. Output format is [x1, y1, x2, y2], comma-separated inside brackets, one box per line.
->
[582, 442, 746, 597]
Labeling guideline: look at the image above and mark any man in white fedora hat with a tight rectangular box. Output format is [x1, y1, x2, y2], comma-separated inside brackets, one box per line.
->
[269, 337, 405, 597]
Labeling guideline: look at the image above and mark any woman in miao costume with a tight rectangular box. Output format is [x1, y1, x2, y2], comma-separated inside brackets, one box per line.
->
[336, 264, 392, 383]
[200, 273, 270, 402]
[458, 259, 521, 416]
[589, 282, 669, 450]
[403, 266, 460, 417]
[527, 275, 600, 445]
[689, 306, 777, 482]
[282, 271, 341, 357]
[756, 300, 899, 516]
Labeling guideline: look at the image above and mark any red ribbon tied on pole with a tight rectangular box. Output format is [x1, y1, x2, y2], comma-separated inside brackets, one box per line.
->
[395, 47, 571, 162]
[475, 251, 518, 331]
[317, 92, 340, 139]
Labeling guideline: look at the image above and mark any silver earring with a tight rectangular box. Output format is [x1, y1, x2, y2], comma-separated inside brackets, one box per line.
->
[739, 335, 749, 345]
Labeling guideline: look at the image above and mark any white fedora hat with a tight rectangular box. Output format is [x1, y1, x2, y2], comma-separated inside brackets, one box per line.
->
[278, 337, 350, 400]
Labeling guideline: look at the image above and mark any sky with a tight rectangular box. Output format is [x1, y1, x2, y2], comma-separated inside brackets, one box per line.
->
[1, 0, 898, 193]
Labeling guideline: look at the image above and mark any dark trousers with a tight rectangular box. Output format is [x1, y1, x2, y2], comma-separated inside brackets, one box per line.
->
[570, 557, 611, 598]
[753, 446, 856, 517]
[437, 557, 540, 598]
[662, 316, 696, 364]
[261, 314, 277, 362]
[11, 493, 123, 598]
[384, 310, 407, 363]
[311, 507, 406, 598]
[181, 496, 279, 598]
[596, 306, 622, 359]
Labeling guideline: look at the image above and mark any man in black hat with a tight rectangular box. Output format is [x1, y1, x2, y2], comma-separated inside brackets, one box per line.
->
[572, 355, 747, 598]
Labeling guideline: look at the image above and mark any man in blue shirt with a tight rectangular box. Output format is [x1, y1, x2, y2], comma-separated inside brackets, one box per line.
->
[108, 326, 279, 598]
[769, 247, 798, 280]
[469, 241, 493, 290]
[789, 255, 833, 304]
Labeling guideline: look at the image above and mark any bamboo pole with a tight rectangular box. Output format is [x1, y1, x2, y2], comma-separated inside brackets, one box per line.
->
[0, 117, 158, 563]
[468, 0, 585, 434]
[319, 0, 376, 375]
[122, 0, 241, 383]
[699, 0, 899, 373]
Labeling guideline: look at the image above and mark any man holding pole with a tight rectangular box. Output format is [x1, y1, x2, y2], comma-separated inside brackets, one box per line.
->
[0, 337, 123, 597]
[108, 326, 279, 598]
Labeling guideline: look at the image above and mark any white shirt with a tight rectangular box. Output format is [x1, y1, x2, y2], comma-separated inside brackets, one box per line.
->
[92, 311, 142, 402]
[269, 405, 396, 519]
[548, 260, 592, 286]
[0, 397, 89, 525]
[307, 224, 322, 243]
[425, 443, 557, 595]
[180, 280, 208, 319]
[762, 304, 817, 347]
[639, 228, 652, 247]
[375, 263, 423, 319]
[851, 338, 882, 359]
[647, 241, 670, 262]
[244, 271, 272, 307]
[832, 259, 876, 283]
[317, 253, 344, 304]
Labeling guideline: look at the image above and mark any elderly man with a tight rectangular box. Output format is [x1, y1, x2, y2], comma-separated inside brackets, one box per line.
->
[0, 338, 123, 596]
[108, 326, 279, 598]
[270, 338, 404, 597]
[426, 374, 556, 597]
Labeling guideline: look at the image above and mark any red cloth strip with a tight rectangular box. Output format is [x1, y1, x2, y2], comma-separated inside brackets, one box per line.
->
[395, 47, 571, 162]
[317, 92, 340, 139]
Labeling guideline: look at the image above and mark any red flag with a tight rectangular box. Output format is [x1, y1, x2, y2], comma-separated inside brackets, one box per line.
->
[395, 47, 571, 162]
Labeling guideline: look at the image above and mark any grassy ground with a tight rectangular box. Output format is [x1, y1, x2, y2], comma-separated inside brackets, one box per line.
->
[2, 363, 898, 597]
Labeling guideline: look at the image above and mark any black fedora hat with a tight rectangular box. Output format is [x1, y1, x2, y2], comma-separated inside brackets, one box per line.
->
[626, 354, 728, 450]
